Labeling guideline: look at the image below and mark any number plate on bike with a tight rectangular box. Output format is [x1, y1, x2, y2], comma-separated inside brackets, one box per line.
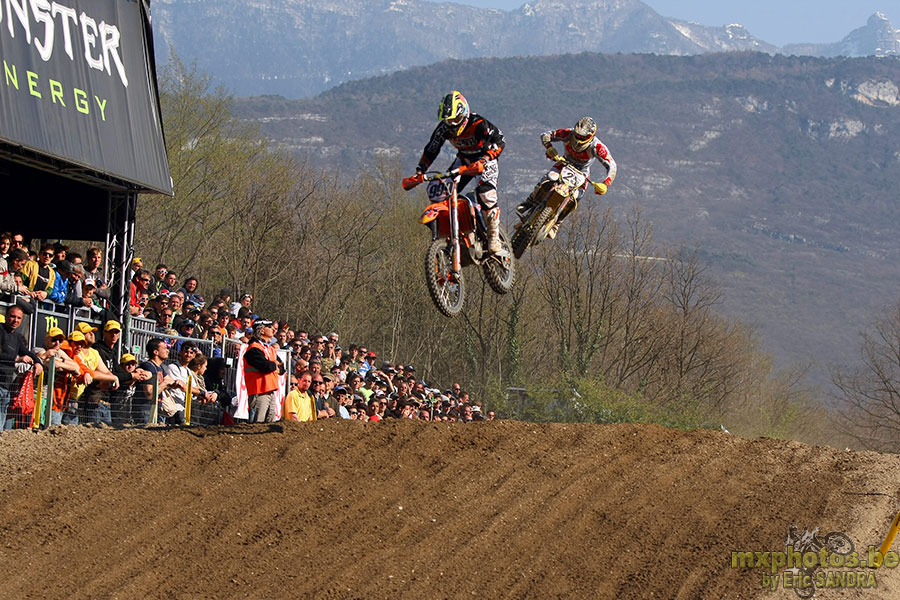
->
[427, 179, 452, 202]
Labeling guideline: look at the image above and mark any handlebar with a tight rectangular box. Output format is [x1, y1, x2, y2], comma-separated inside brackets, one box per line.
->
[402, 164, 478, 190]
[547, 155, 608, 195]
[549, 155, 591, 180]
[402, 171, 452, 190]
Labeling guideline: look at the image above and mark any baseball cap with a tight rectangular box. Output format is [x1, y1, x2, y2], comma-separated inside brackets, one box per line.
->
[254, 319, 274, 328]
[46, 327, 65, 339]
[120, 353, 138, 365]
[83, 277, 96, 287]
[181, 318, 196, 328]
[365, 351, 376, 358]
[75, 322, 97, 334]
[68, 330, 86, 342]
[333, 386, 348, 395]
[104, 320, 122, 332]
[132, 257, 143, 265]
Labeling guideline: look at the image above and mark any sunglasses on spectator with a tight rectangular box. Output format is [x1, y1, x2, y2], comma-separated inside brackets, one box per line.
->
[140, 278, 150, 283]
[41, 251, 53, 257]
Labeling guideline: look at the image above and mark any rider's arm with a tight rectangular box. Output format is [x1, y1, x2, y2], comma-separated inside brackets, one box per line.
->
[593, 140, 617, 186]
[477, 117, 505, 160]
[540, 128, 571, 149]
[417, 124, 446, 173]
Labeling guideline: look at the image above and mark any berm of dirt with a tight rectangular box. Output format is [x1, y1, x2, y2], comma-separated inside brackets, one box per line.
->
[1, 420, 899, 599]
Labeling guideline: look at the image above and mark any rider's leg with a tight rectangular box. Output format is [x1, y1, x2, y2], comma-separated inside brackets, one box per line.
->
[477, 183, 502, 253]
[517, 182, 543, 219]
[473, 159, 502, 253]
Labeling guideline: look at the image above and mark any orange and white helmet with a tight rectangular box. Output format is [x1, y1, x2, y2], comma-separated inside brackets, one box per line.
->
[572, 116, 597, 151]
[439, 91, 470, 136]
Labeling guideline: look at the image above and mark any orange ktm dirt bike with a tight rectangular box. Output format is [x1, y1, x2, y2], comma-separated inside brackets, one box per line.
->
[511, 155, 598, 259]
[402, 165, 515, 317]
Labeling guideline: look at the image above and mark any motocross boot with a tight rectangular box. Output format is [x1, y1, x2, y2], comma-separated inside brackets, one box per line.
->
[484, 207, 502, 254]
[516, 183, 542, 220]
[516, 197, 533, 220]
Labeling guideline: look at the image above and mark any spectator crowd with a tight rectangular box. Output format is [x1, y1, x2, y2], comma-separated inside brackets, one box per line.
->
[0, 233, 496, 431]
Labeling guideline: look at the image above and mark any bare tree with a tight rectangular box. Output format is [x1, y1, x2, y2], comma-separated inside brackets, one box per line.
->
[832, 299, 900, 452]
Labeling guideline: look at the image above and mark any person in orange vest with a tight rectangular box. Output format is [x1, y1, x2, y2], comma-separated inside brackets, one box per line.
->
[243, 319, 284, 422]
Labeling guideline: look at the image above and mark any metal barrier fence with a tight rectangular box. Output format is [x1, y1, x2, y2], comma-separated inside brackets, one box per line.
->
[0, 300, 290, 431]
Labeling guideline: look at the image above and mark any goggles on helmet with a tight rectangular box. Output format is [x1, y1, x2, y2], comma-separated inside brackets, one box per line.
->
[446, 112, 467, 128]
[439, 91, 469, 134]
[572, 116, 597, 149]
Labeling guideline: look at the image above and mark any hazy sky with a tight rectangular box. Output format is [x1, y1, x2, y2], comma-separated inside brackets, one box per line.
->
[425, 1, 894, 47]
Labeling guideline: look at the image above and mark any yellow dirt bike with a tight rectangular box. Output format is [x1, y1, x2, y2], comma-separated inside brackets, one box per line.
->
[511, 156, 596, 259]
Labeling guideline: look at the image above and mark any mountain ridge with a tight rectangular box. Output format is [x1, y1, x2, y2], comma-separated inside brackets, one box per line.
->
[151, 0, 896, 98]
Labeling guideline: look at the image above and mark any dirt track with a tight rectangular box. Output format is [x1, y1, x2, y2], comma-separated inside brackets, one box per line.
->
[1, 421, 899, 599]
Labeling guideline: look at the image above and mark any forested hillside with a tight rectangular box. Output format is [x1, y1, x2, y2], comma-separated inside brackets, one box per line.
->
[233, 52, 900, 386]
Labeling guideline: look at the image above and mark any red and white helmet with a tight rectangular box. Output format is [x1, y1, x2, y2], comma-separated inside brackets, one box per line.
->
[439, 91, 470, 136]
[572, 116, 597, 152]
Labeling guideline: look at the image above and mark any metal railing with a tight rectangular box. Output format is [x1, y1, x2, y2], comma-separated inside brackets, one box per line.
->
[0, 299, 291, 430]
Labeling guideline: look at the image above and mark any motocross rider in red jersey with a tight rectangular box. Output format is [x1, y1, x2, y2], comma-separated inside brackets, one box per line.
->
[517, 117, 617, 233]
[412, 91, 506, 253]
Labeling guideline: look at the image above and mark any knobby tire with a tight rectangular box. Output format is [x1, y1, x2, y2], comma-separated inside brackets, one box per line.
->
[483, 226, 516, 294]
[425, 238, 464, 317]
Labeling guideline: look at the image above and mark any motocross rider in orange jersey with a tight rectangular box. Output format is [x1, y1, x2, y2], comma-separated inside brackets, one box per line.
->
[517, 117, 617, 231]
[413, 91, 506, 253]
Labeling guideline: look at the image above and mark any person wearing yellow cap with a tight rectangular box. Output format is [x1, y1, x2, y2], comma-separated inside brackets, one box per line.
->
[114, 353, 145, 425]
[37, 327, 80, 426]
[56, 330, 89, 425]
[69, 322, 119, 425]
[95, 320, 151, 425]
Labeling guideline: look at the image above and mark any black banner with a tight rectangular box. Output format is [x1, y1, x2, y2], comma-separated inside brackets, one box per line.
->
[0, 0, 172, 194]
